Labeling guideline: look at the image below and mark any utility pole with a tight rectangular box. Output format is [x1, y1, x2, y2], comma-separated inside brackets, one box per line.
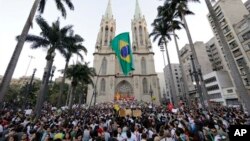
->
[189, 55, 205, 109]
[23, 68, 37, 110]
[24, 55, 35, 77]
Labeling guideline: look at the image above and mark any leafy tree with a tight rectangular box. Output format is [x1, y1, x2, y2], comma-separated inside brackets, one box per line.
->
[157, 0, 208, 108]
[65, 63, 96, 110]
[58, 33, 87, 107]
[21, 16, 73, 117]
[0, 0, 74, 104]
[48, 82, 69, 106]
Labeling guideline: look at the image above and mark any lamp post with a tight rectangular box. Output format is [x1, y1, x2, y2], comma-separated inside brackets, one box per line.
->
[189, 55, 205, 109]
[23, 68, 37, 110]
[149, 85, 153, 104]
[160, 44, 166, 66]
[44, 65, 56, 102]
[24, 55, 35, 77]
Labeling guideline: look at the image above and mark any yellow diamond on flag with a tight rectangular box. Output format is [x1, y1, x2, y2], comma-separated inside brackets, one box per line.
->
[114, 104, 120, 111]
[119, 40, 128, 48]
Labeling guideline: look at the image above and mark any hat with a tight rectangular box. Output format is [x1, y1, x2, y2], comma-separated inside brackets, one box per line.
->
[54, 133, 64, 140]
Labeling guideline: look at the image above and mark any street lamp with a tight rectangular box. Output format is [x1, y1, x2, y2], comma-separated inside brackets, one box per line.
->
[23, 68, 37, 110]
[160, 43, 166, 66]
[189, 55, 205, 109]
[24, 55, 35, 77]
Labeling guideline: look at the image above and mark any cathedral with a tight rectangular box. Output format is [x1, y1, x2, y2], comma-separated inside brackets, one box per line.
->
[86, 0, 160, 105]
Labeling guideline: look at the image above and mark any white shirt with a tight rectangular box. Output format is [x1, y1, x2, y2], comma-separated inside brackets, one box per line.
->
[0, 124, 3, 133]
[160, 137, 174, 141]
[127, 133, 137, 141]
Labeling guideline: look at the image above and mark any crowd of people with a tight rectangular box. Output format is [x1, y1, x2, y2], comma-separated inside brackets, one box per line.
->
[0, 101, 249, 141]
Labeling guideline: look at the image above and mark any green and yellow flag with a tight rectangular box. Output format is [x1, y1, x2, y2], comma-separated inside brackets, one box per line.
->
[111, 32, 134, 75]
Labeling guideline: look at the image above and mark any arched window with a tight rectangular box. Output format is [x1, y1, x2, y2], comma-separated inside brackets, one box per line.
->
[104, 26, 109, 46]
[139, 26, 143, 45]
[101, 57, 107, 75]
[143, 78, 148, 94]
[100, 78, 106, 92]
[141, 57, 146, 74]
[110, 27, 113, 46]
[134, 27, 138, 43]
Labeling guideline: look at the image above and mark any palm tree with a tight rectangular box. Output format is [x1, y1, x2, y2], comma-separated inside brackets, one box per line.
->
[57, 34, 87, 107]
[161, 0, 208, 108]
[156, 5, 190, 106]
[0, 0, 74, 105]
[65, 63, 96, 110]
[20, 16, 73, 117]
[204, 0, 250, 114]
[150, 19, 178, 106]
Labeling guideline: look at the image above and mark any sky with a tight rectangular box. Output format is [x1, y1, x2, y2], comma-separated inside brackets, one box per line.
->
[0, 0, 247, 80]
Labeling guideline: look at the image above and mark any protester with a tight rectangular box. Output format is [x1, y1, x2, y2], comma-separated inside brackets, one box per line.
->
[0, 100, 248, 141]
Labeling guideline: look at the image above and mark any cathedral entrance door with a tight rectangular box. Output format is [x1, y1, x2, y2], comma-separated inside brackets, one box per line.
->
[115, 80, 133, 100]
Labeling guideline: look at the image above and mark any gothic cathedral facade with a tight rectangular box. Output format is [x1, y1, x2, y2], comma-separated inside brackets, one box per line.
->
[86, 0, 160, 105]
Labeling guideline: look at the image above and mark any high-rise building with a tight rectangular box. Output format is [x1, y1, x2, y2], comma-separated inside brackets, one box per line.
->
[207, 0, 250, 89]
[180, 41, 212, 99]
[233, 14, 250, 84]
[206, 37, 226, 71]
[244, 0, 250, 13]
[163, 64, 184, 102]
[203, 71, 239, 106]
[86, 0, 160, 104]
[157, 73, 169, 103]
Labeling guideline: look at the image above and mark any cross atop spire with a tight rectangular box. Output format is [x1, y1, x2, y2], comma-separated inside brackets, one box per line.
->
[134, 0, 143, 19]
[104, 0, 113, 20]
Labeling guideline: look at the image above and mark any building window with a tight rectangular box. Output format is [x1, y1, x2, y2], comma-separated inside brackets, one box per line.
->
[229, 40, 238, 49]
[217, 12, 224, 21]
[222, 26, 230, 34]
[204, 77, 217, 84]
[208, 93, 222, 99]
[227, 89, 233, 93]
[236, 58, 244, 67]
[139, 26, 143, 45]
[141, 57, 147, 74]
[232, 49, 242, 58]
[178, 88, 181, 92]
[226, 33, 234, 42]
[242, 31, 250, 41]
[100, 78, 106, 93]
[206, 84, 219, 91]
[104, 26, 109, 46]
[226, 99, 239, 105]
[134, 27, 138, 43]
[220, 19, 227, 27]
[101, 57, 107, 75]
[143, 78, 148, 94]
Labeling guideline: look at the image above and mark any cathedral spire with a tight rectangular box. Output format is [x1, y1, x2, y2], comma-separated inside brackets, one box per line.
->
[134, 0, 142, 19]
[104, 0, 113, 20]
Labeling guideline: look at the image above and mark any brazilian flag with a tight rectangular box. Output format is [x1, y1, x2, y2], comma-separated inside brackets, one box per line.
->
[111, 32, 134, 75]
